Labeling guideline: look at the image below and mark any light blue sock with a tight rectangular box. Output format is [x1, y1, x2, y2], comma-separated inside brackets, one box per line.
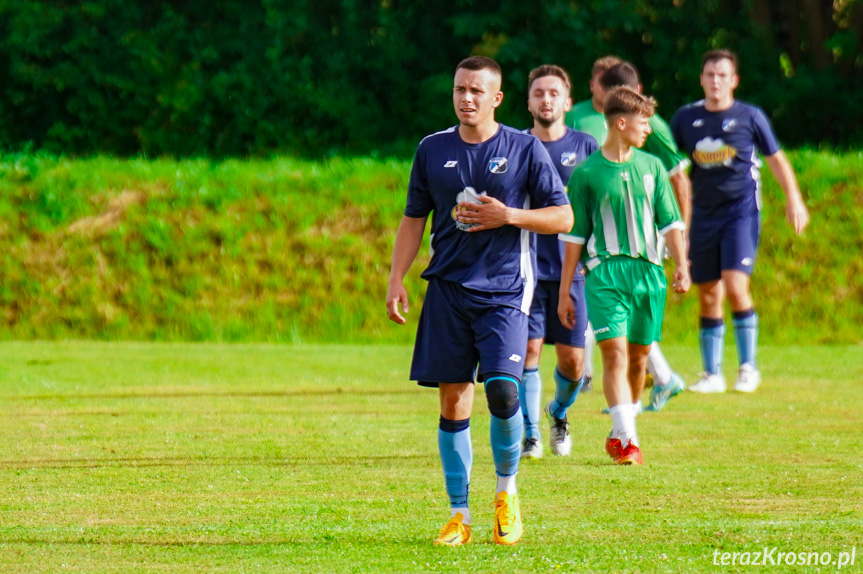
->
[733, 311, 758, 367]
[699, 318, 725, 375]
[519, 367, 542, 440]
[490, 410, 522, 478]
[550, 368, 584, 419]
[438, 417, 472, 508]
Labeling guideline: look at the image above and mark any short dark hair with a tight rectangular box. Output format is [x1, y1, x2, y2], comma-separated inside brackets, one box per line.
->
[603, 87, 656, 119]
[599, 62, 640, 91]
[456, 56, 502, 77]
[527, 64, 571, 94]
[702, 49, 737, 72]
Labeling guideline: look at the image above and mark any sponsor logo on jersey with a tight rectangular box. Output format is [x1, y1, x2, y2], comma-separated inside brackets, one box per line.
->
[560, 152, 577, 167]
[692, 119, 704, 127]
[722, 119, 736, 132]
[508, 354, 522, 362]
[444, 160, 458, 168]
[489, 157, 508, 174]
[692, 137, 737, 168]
[643, 174, 655, 195]
[451, 186, 485, 231]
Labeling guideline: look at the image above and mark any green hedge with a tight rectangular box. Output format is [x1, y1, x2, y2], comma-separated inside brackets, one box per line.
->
[0, 151, 859, 344]
[0, 1, 861, 157]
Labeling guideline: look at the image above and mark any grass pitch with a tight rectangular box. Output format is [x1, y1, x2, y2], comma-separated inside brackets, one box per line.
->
[0, 342, 860, 573]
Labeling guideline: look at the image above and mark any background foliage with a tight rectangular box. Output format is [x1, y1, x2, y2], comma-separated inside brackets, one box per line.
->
[0, 0, 861, 157]
[0, 150, 860, 344]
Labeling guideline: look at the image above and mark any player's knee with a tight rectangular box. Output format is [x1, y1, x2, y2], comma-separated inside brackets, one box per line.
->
[484, 374, 520, 419]
[525, 339, 543, 364]
[556, 351, 584, 380]
[726, 289, 752, 311]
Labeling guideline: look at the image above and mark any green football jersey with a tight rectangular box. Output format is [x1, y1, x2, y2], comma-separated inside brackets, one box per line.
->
[566, 99, 607, 144]
[567, 99, 689, 176]
[561, 149, 684, 270]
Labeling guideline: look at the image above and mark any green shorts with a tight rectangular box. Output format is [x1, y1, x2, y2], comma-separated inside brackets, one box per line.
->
[585, 256, 667, 345]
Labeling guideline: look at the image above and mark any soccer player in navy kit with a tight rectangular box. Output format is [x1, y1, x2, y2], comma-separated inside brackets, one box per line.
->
[671, 50, 809, 393]
[520, 65, 598, 459]
[386, 56, 572, 546]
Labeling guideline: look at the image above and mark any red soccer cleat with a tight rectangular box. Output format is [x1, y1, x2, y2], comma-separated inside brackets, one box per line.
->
[605, 434, 623, 462]
[617, 442, 643, 465]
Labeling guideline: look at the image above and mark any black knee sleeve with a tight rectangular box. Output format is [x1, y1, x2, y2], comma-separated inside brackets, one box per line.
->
[484, 374, 520, 419]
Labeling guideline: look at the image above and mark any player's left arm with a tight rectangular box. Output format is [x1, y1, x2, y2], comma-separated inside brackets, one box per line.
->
[459, 140, 573, 234]
[654, 165, 690, 292]
[557, 240, 583, 328]
[667, 169, 691, 247]
[458, 197, 572, 234]
[763, 150, 809, 235]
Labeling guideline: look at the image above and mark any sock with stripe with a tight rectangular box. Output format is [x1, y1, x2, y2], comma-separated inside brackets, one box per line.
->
[486, 374, 522, 481]
[732, 309, 758, 368]
[438, 416, 472, 524]
[699, 317, 725, 375]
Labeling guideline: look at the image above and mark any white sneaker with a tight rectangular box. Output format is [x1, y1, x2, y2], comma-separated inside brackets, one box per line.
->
[520, 438, 543, 459]
[544, 401, 572, 456]
[734, 363, 761, 393]
[689, 373, 727, 393]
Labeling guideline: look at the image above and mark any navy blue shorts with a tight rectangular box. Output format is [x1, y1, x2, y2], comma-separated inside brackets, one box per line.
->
[528, 279, 587, 348]
[690, 210, 761, 283]
[410, 279, 528, 387]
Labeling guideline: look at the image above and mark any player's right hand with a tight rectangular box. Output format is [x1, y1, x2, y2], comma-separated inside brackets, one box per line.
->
[386, 283, 409, 325]
[673, 266, 691, 294]
[558, 298, 575, 330]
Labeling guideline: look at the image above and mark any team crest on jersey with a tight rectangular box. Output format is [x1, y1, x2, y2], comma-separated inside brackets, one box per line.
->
[643, 174, 655, 195]
[560, 152, 578, 167]
[722, 119, 736, 132]
[489, 157, 508, 174]
[692, 137, 737, 168]
[451, 186, 485, 231]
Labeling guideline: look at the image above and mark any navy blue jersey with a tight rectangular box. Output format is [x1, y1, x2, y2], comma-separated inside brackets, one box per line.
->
[524, 127, 598, 281]
[406, 124, 568, 311]
[671, 100, 781, 217]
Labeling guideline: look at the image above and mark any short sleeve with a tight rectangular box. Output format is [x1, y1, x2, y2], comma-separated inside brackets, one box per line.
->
[528, 138, 568, 208]
[560, 166, 590, 244]
[404, 143, 434, 218]
[751, 106, 781, 157]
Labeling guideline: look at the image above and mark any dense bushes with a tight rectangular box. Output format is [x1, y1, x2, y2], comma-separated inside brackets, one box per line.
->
[0, 1, 861, 157]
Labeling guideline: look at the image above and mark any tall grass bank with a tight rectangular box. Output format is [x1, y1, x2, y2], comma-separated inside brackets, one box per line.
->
[0, 151, 859, 344]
